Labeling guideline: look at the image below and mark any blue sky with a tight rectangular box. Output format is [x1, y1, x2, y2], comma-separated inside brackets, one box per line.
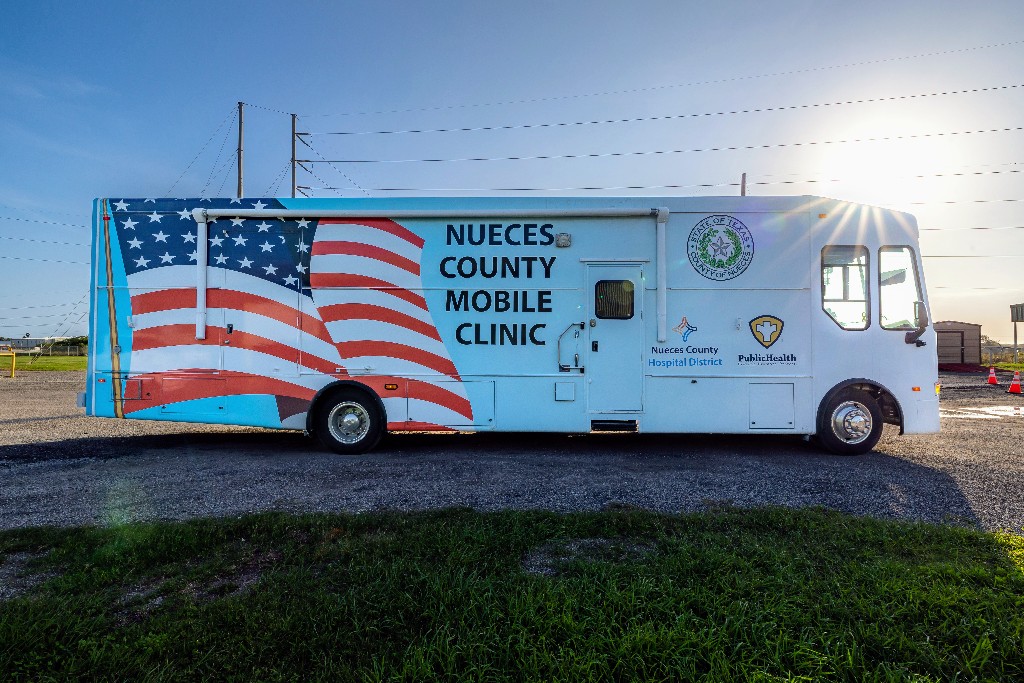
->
[2, 1, 1023, 340]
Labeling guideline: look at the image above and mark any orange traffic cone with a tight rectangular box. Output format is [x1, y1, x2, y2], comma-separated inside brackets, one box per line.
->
[987, 367, 999, 385]
[1009, 371, 1022, 395]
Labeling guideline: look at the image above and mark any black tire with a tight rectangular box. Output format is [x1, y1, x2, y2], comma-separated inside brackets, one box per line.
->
[314, 389, 384, 454]
[816, 388, 883, 455]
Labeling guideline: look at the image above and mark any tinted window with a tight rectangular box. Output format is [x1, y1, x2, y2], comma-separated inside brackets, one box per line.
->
[595, 280, 634, 319]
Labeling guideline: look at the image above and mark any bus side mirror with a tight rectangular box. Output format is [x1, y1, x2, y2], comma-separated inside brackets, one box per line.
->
[905, 301, 928, 346]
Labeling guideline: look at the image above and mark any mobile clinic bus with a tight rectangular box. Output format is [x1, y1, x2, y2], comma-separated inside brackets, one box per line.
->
[82, 195, 939, 455]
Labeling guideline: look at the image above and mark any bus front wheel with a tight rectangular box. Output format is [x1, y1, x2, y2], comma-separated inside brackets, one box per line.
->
[817, 389, 883, 455]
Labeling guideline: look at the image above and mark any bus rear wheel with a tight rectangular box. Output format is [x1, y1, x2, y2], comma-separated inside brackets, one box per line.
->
[314, 389, 384, 454]
[817, 389, 882, 455]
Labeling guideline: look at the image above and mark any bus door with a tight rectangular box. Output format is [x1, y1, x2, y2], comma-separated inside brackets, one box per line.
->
[586, 264, 644, 412]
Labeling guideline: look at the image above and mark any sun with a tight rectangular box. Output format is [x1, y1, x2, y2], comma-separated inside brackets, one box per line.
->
[808, 111, 969, 209]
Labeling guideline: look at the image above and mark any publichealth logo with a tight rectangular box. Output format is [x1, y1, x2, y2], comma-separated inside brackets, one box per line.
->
[749, 314, 784, 349]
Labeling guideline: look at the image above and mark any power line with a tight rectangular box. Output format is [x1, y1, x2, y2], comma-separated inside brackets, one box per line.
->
[297, 136, 370, 197]
[264, 160, 293, 196]
[0, 302, 80, 311]
[909, 198, 1024, 205]
[300, 167, 1024, 194]
[0, 202, 84, 220]
[200, 109, 239, 195]
[309, 84, 1024, 137]
[0, 312, 82, 321]
[920, 225, 1024, 232]
[242, 101, 293, 116]
[215, 155, 236, 197]
[303, 126, 1024, 165]
[166, 105, 238, 195]
[0, 255, 88, 265]
[293, 39, 1024, 118]
[0, 235, 89, 248]
[0, 215, 86, 229]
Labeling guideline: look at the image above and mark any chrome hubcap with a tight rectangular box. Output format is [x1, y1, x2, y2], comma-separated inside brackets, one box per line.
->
[327, 401, 370, 445]
[831, 401, 872, 444]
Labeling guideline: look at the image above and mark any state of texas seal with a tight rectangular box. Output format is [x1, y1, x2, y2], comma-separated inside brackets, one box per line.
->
[686, 215, 754, 281]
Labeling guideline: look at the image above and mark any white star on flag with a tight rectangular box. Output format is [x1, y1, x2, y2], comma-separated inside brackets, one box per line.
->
[284, 275, 298, 286]
[260, 241, 274, 252]
[252, 200, 267, 210]
[135, 255, 150, 267]
[127, 237, 143, 249]
[263, 264, 278, 275]
[159, 253, 174, 264]
[257, 222, 271, 232]
[153, 231, 169, 243]
[239, 257, 253, 269]
[209, 235, 224, 247]
[113, 200, 129, 211]
[177, 209, 192, 220]
[296, 241, 309, 253]
[122, 218, 138, 230]
[233, 235, 248, 246]
[188, 251, 198, 262]
[182, 233, 196, 243]
[297, 219, 310, 228]
[230, 217, 245, 226]
[214, 254, 228, 264]
[148, 212, 162, 223]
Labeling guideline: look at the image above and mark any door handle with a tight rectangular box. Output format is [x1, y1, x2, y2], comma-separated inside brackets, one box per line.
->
[592, 341, 599, 352]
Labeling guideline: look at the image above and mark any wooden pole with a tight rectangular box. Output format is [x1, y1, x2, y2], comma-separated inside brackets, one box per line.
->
[237, 101, 244, 199]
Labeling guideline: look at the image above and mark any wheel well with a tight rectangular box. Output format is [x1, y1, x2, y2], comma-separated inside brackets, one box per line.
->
[305, 381, 387, 434]
[817, 379, 905, 435]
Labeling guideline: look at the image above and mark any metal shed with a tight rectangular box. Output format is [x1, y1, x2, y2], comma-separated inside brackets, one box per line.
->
[934, 321, 982, 365]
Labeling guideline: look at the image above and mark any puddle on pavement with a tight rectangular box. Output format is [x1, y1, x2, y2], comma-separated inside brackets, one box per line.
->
[941, 405, 1024, 420]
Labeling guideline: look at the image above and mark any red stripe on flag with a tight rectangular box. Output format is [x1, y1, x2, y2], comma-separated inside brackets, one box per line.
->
[407, 377, 473, 419]
[130, 289, 334, 346]
[317, 303, 441, 342]
[318, 218, 425, 248]
[390, 422, 459, 432]
[124, 371, 316, 415]
[335, 340, 460, 379]
[132, 288, 196, 314]
[309, 274, 428, 310]
[131, 325, 345, 376]
[311, 242, 420, 275]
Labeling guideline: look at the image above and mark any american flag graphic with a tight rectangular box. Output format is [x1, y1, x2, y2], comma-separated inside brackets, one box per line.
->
[105, 198, 472, 430]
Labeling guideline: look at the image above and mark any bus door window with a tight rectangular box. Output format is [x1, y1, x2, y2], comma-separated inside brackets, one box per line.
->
[821, 245, 869, 330]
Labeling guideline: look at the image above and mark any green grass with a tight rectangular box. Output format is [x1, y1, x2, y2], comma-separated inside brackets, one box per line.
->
[0, 355, 87, 372]
[1, 508, 1022, 682]
[994, 362, 1024, 372]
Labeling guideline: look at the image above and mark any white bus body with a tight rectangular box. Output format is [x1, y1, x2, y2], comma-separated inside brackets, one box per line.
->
[84, 195, 939, 454]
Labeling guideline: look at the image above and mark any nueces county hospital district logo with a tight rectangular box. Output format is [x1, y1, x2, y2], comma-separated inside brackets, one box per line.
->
[749, 315, 783, 348]
[687, 215, 754, 281]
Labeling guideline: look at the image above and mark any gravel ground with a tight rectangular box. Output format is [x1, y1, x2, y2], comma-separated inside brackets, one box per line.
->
[1, 371, 1022, 532]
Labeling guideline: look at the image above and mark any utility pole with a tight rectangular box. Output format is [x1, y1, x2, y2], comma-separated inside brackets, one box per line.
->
[291, 113, 297, 199]
[740, 172, 747, 196]
[237, 101, 244, 199]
